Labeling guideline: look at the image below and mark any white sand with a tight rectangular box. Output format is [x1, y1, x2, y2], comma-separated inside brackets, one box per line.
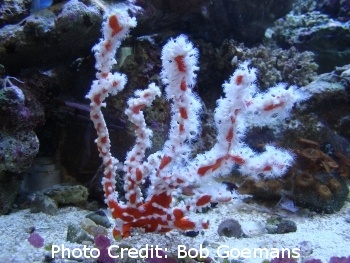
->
[0, 198, 349, 263]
